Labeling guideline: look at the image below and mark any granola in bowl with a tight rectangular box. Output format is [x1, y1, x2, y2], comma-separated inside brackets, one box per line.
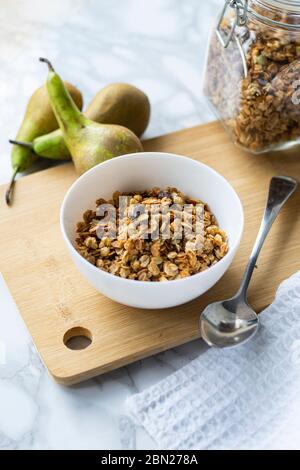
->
[75, 187, 229, 282]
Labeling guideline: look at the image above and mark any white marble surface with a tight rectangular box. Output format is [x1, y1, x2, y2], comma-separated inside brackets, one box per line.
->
[0, 0, 222, 450]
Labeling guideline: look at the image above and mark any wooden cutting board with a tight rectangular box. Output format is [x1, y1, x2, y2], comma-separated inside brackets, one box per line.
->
[1, 121, 300, 385]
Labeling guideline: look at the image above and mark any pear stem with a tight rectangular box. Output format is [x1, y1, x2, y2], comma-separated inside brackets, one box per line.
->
[9, 139, 34, 150]
[5, 167, 19, 206]
[39, 57, 55, 71]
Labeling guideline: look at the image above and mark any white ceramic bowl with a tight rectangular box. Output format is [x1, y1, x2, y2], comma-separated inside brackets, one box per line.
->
[61, 152, 244, 309]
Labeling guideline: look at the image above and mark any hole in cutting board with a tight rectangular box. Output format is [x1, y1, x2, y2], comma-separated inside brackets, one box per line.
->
[63, 327, 92, 351]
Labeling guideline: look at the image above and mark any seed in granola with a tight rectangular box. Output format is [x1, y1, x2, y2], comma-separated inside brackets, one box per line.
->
[109, 262, 119, 275]
[164, 261, 179, 277]
[96, 259, 105, 268]
[140, 255, 150, 268]
[120, 267, 131, 278]
[138, 270, 149, 281]
[151, 241, 160, 257]
[167, 251, 177, 260]
[152, 256, 163, 265]
[99, 237, 111, 248]
[131, 260, 140, 271]
[100, 247, 110, 257]
[214, 233, 223, 247]
[112, 240, 124, 249]
[86, 255, 96, 265]
[173, 194, 184, 204]
[83, 210, 95, 224]
[84, 237, 98, 249]
[203, 239, 214, 253]
[148, 259, 161, 276]
[186, 250, 197, 269]
[77, 221, 86, 231]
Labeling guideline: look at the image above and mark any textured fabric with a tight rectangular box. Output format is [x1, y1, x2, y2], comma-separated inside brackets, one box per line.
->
[127, 272, 300, 450]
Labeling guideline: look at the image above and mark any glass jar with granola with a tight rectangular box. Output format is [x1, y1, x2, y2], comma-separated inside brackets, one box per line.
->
[204, 0, 300, 154]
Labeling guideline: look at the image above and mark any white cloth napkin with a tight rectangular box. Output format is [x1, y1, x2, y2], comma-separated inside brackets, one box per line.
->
[127, 272, 300, 450]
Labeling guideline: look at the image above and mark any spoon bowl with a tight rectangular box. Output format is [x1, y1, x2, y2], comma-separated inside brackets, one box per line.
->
[200, 299, 259, 348]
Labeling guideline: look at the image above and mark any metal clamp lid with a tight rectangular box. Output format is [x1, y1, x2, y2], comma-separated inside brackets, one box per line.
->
[216, 0, 249, 78]
[216, 0, 249, 48]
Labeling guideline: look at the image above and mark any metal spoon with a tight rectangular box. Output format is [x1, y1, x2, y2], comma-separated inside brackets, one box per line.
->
[200, 176, 298, 348]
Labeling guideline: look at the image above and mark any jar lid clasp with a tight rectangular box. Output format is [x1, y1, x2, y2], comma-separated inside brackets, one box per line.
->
[216, 0, 248, 48]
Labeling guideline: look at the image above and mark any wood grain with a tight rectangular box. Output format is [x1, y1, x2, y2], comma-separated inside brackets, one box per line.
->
[1, 121, 300, 385]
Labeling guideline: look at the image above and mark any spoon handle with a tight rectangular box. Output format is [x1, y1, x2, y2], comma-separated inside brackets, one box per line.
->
[237, 176, 298, 300]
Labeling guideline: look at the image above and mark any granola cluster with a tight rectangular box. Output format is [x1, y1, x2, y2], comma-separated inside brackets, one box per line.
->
[204, 12, 300, 153]
[75, 187, 228, 282]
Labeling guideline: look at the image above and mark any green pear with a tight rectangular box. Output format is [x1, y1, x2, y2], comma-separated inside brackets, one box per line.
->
[6, 81, 83, 204]
[40, 58, 143, 175]
[86, 83, 150, 137]
[11, 83, 150, 161]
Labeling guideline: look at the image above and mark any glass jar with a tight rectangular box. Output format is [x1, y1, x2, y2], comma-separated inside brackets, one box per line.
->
[203, 0, 300, 154]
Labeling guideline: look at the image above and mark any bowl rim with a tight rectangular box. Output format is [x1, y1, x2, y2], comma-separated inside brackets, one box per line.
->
[60, 152, 244, 287]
